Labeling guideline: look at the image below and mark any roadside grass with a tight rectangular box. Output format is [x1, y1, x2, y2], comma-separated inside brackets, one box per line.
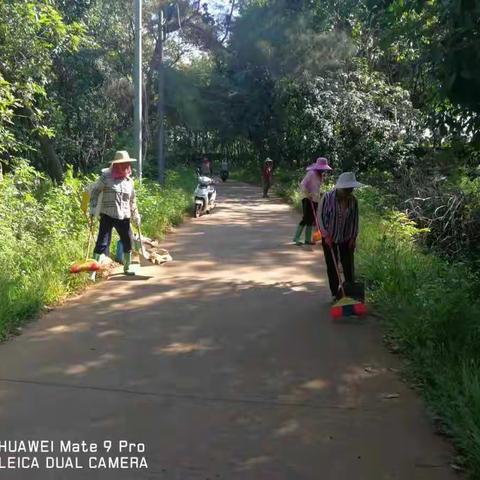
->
[357, 189, 480, 476]
[274, 175, 480, 477]
[0, 163, 195, 339]
[137, 169, 196, 239]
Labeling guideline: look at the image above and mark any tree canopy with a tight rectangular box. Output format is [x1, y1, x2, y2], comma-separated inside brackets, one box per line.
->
[0, 0, 478, 181]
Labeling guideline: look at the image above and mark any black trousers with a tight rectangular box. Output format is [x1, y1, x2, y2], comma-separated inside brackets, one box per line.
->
[263, 178, 271, 197]
[94, 214, 133, 255]
[300, 198, 318, 226]
[322, 240, 355, 297]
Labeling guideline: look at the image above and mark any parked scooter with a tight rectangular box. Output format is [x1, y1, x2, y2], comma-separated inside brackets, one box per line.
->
[193, 176, 216, 218]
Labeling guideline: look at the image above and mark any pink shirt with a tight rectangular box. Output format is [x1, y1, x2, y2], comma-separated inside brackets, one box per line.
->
[300, 171, 324, 202]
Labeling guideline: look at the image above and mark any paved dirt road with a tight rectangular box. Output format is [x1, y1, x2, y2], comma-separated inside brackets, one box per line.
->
[0, 183, 457, 479]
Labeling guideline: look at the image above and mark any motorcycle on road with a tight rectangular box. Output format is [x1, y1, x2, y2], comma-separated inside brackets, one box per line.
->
[220, 170, 229, 182]
[193, 176, 217, 218]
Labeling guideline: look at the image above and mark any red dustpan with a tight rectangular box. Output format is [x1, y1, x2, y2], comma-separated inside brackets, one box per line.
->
[329, 246, 367, 320]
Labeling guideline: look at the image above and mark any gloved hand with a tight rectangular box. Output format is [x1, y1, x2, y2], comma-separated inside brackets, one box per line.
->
[348, 238, 356, 250]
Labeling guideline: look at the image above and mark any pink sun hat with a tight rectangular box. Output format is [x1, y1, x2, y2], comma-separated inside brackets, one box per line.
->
[306, 157, 332, 171]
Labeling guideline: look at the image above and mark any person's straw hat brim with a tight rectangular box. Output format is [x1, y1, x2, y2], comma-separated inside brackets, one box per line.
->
[111, 150, 137, 164]
[335, 172, 365, 189]
[307, 157, 332, 171]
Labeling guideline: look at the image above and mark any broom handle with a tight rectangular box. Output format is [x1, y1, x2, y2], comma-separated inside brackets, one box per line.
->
[85, 217, 94, 261]
[311, 199, 345, 297]
[310, 198, 321, 233]
[330, 244, 346, 297]
[137, 224, 147, 258]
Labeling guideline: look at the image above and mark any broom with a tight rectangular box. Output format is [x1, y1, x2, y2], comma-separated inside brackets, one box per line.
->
[329, 246, 367, 319]
[310, 199, 322, 244]
[70, 219, 101, 274]
[136, 224, 151, 266]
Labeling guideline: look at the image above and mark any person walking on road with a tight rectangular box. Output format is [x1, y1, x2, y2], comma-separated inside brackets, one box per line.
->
[221, 159, 228, 173]
[200, 156, 213, 176]
[293, 157, 332, 245]
[318, 172, 364, 300]
[262, 158, 274, 198]
[89, 150, 141, 276]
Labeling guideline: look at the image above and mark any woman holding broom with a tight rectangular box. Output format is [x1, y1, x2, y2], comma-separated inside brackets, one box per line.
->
[318, 172, 364, 301]
[293, 157, 332, 245]
[89, 150, 141, 276]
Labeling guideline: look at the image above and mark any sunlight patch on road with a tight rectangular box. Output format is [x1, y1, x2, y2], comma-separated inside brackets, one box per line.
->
[236, 455, 272, 471]
[274, 419, 300, 437]
[301, 378, 329, 391]
[28, 322, 90, 342]
[65, 353, 118, 375]
[97, 329, 124, 338]
[153, 340, 218, 356]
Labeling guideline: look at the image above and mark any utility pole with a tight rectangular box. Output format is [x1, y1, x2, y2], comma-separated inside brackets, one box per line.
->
[134, 0, 143, 183]
[157, 7, 166, 185]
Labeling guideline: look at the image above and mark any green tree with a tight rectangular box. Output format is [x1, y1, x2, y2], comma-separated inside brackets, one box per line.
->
[0, 1, 83, 180]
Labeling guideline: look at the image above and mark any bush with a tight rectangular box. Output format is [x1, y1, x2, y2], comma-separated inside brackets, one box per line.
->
[137, 168, 196, 239]
[230, 165, 262, 185]
[0, 163, 195, 339]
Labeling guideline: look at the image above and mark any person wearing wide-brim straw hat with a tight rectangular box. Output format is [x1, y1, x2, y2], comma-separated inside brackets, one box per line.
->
[318, 172, 365, 301]
[262, 158, 274, 198]
[293, 157, 332, 245]
[89, 150, 141, 276]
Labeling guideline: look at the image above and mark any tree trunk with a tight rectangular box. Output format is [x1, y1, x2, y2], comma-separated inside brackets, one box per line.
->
[142, 78, 150, 163]
[23, 106, 63, 182]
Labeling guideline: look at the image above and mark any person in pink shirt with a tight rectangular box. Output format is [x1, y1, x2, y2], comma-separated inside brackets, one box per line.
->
[262, 158, 274, 198]
[293, 157, 332, 245]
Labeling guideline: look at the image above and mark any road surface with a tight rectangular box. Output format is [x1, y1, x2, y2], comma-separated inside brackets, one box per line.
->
[0, 183, 457, 479]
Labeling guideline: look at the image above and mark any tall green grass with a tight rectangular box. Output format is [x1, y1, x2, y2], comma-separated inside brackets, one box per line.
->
[0, 163, 195, 338]
[137, 169, 196, 239]
[357, 188, 480, 476]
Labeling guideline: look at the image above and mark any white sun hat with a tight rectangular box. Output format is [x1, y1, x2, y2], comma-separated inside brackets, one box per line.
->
[335, 172, 365, 189]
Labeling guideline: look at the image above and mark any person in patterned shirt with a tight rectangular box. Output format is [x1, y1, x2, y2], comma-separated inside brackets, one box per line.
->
[318, 172, 364, 301]
[89, 151, 141, 276]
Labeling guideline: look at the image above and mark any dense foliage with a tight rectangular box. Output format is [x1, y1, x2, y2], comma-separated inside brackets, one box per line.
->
[356, 189, 480, 476]
[1, 0, 479, 474]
